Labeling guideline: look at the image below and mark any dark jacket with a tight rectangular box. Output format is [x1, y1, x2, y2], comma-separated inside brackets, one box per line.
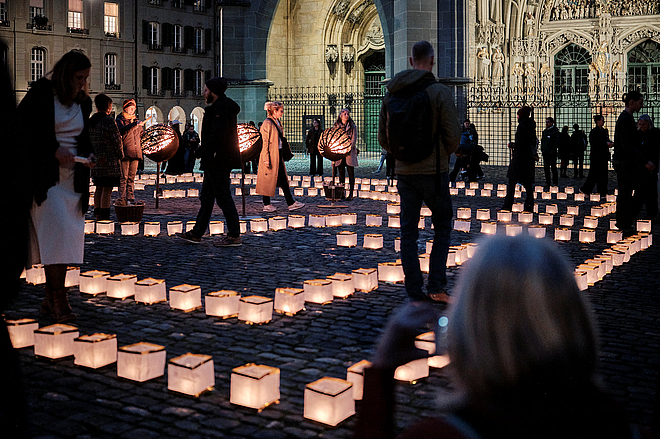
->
[571, 129, 587, 155]
[639, 127, 660, 173]
[613, 110, 644, 165]
[196, 94, 240, 171]
[17, 77, 92, 212]
[559, 130, 572, 161]
[116, 113, 143, 160]
[507, 117, 537, 181]
[588, 126, 611, 164]
[305, 127, 321, 154]
[89, 113, 123, 179]
[541, 125, 559, 156]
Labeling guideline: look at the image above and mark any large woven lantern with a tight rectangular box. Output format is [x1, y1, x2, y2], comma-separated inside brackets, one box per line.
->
[237, 123, 263, 162]
[317, 127, 352, 161]
[141, 124, 179, 162]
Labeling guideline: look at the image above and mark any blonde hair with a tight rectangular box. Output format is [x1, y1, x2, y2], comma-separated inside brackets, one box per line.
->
[264, 101, 283, 117]
[447, 235, 598, 399]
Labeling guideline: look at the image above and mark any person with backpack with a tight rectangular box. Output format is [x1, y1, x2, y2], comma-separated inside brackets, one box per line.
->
[558, 125, 572, 178]
[580, 115, 613, 196]
[541, 116, 560, 188]
[571, 123, 587, 178]
[378, 40, 460, 304]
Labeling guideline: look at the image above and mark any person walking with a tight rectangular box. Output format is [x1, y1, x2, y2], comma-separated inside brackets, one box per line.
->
[182, 123, 200, 173]
[305, 118, 323, 175]
[18, 51, 94, 322]
[176, 77, 242, 247]
[502, 106, 537, 212]
[333, 108, 359, 200]
[378, 40, 460, 304]
[256, 101, 305, 212]
[637, 114, 659, 220]
[558, 125, 572, 178]
[89, 93, 123, 220]
[541, 116, 560, 188]
[115, 99, 144, 205]
[571, 123, 587, 178]
[580, 115, 613, 196]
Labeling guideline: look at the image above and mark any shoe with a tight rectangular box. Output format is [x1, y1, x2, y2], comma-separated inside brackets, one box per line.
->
[427, 291, 453, 304]
[40, 286, 54, 317]
[175, 231, 201, 244]
[263, 204, 276, 212]
[52, 288, 76, 323]
[345, 196, 353, 201]
[214, 236, 242, 247]
[288, 201, 305, 211]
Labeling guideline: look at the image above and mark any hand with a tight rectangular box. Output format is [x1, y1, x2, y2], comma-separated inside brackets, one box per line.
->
[371, 303, 440, 369]
[85, 153, 97, 168]
[55, 146, 75, 165]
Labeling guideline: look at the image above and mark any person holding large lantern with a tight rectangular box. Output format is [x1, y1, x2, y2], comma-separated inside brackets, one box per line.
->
[18, 51, 94, 322]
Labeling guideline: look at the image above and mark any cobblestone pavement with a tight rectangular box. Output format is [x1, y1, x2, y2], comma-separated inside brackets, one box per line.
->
[6, 157, 660, 439]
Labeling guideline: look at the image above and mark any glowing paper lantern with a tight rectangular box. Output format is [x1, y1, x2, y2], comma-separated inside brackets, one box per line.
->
[446, 250, 456, 267]
[188, 188, 199, 197]
[304, 377, 355, 426]
[457, 207, 471, 219]
[134, 278, 167, 304]
[325, 214, 343, 227]
[579, 228, 596, 243]
[121, 222, 140, 235]
[574, 192, 585, 201]
[591, 206, 605, 217]
[205, 290, 240, 318]
[476, 209, 490, 221]
[268, 216, 287, 231]
[387, 203, 401, 215]
[308, 187, 319, 197]
[418, 253, 430, 273]
[346, 360, 371, 400]
[309, 215, 326, 228]
[480, 189, 492, 197]
[565, 186, 575, 194]
[554, 227, 572, 241]
[209, 221, 225, 235]
[453, 219, 471, 233]
[303, 279, 333, 304]
[238, 296, 273, 324]
[583, 216, 598, 229]
[395, 358, 429, 383]
[106, 274, 137, 299]
[327, 273, 354, 298]
[250, 218, 268, 233]
[6, 318, 39, 349]
[450, 188, 459, 196]
[294, 187, 304, 196]
[606, 194, 616, 202]
[557, 192, 567, 200]
[559, 214, 574, 227]
[340, 212, 357, 225]
[567, 205, 579, 216]
[538, 213, 554, 225]
[496, 210, 512, 222]
[506, 224, 523, 237]
[465, 188, 476, 196]
[518, 212, 533, 223]
[79, 270, 110, 296]
[84, 220, 95, 234]
[365, 214, 382, 227]
[288, 215, 306, 228]
[231, 363, 280, 410]
[167, 353, 214, 397]
[610, 219, 618, 230]
[603, 250, 624, 266]
[377, 261, 405, 283]
[73, 333, 117, 369]
[455, 181, 465, 189]
[394, 237, 401, 252]
[34, 324, 79, 359]
[637, 219, 652, 232]
[607, 230, 623, 244]
[595, 255, 613, 273]
[363, 234, 384, 249]
[166, 221, 183, 236]
[186, 221, 196, 232]
[95, 220, 115, 234]
[274, 287, 305, 315]
[26, 264, 46, 285]
[611, 245, 631, 262]
[144, 222, 161, 236]
[590, 193, 601, 202]
[170, 284, 202, 312]
[576, 264, 598, 286]
[117, 342, 166, 382]
[352, 268, 378, 292]
[480, 221, 497, 235]
[64, 266, 80, 287]
[496, 190, 507, 197]
[420, 206, 432, 216]
[337, 231, 357, 247]
[511, 203, 524, 212]
[575, 271, 588, 291]
[414, 331, 450, 369]
[387, 215, 401, 228]
[418, 217, 426, 229]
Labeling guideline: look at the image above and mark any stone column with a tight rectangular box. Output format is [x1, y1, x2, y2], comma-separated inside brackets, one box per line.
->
[392, 0, 438, 73]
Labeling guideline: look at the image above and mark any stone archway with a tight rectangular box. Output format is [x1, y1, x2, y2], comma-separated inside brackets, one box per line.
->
[190, 107, 205, 137]
[145, 106, 163, 128]
[168, 105, 187, 128]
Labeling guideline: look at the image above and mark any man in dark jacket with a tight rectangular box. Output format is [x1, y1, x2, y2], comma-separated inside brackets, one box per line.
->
[176, 77, 242, 247]
[378, 41, 460, 304]
[580, 115, 613, 196]
[541, 117, 559, 188]
[571, 123, 587, 178]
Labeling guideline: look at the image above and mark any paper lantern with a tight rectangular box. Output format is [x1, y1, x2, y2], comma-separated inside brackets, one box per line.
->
[188, 188, 199, 197]
[511, 203, 524, 212]
[121, 221, 140, 235]
[418, 253, 430, 273]
[639, 233, 651, 250]
[309, 214, 326, 228]
[144, 222, 161, 236]
[308, 187, 319, 197]
[394, 237, 401, 252]
[387, 203, 401, 215]
[449, 188, 459, 195]
[457, 207, 471, 219]
[594, 255, 613, 273]
[637, 219, 652, 232]
[480, 189, 492, 197]
[134, 278, 167, 304]
[557, 192, 568, 200]
[395, 358, 429, 383]
[607, 230, 623, 244]
[579, 228, 596, 243]
[565, 186, 575, 194]
[590, 193, 601, 202]
[304, 377, 355, 426]
[446, 250, 457, 267]
[117, 342, 166, 382]
[341, 212, 357, 225]
[538, 213, 554, 225]
[365, 214, 382, 227]
[575, 271, 588, 291]
[420, 206, 432, 216]
[387, 215, 401, 228]
[464, 242, 478, 259]
[293, 187, 304, 196]
[205, 290, 240, 318]
[610, 219, 618, 230]
[418, 217, 426, 229]
[248, 218, 267, 233]
[167, 353, 214, 397]
[106, 274, 137, 299]
[352, 268, 378, 292]
[559, 215, 574, 227]
[186, 221, 196, 232]
[480, 221, 497, 235]
[303, 279, 333, 304]
[554, 227, 572, 241]
[84, 220, 95, 234]
[79, 270, 110, 296]
[64, 266, 80, 287]
[170, 284, 202, 312]
[6, 318, 39, 349]
[274, 287, 305, 315]
[346, 360, 371, 400]
[238, 296, 273, 324]
[583, 216, 598, 229]
[603, 249, 625, 266]
[496, 190, 507, 197]
[496, 210, 512, 222]
[231, 363, 280, 411]
[327, 273, 354, 298]
[268, 216, 287, 231]
[377, 261, 405, 284]
[465, 188, 476, 196]
[95, 220, 115, 234]
[606, 194, 616, 202]
[542, 192, 552, 200]
[453, 219, 471, 233]
[506, 224, 523, 237]
[576, 264, 599, 286]
[363, 234, 384, 249]
[73, 333, 117, 369]
[476, 209, 490, 221]
[450, 245, 469, 265]
[518, 212, 533, 223]
[288, 215, 306, 228]
[566, 205, 579, 216]
[574, 192, 585, 201]
[166, 221, 183, 236]
[26, 264, 46, 285]
[34, 324, 79, 359]
[325, 214, 343, 227]
[414, 331, 450, 369]
[611, 245, 631, 263]
[591, 206, 605, 217]
[337, 231, 357, 247]
[514, 190, 522, 198]
[209, 221, 225, 235]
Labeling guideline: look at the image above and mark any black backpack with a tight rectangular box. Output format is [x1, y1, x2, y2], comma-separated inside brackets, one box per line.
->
[384, 80, 436, 162]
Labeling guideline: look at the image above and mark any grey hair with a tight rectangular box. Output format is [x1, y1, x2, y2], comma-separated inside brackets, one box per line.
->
[639, 114, 654, 129]
[446, 235, 599, 399]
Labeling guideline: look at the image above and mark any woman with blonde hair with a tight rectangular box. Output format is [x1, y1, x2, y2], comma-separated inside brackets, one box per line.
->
[333, 108, 358, 200]
[356, 235, 635, 439]
[256, 101, 304, 212]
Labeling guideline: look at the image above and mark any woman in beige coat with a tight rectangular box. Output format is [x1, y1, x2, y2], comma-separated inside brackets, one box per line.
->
[333, 108, 358, 200]
[256, 101, 304, 212]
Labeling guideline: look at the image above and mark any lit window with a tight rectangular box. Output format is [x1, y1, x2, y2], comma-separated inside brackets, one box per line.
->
[193, 0, 204, 11]
[30, 0, 44, 20]
[150, 67, 159, 94]
[0, 2, 7, 23]
[104, 3, 118, 35]
[194, 28, 203, 54]
[68, 0, 83, 29]
[173, 25, 182, 52]
[31, 47, 45, 82]
[104, 54, 117, 85]
[149, 22, 160, 48]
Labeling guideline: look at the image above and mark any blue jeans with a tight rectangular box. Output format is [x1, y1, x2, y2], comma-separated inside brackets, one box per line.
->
[397, 173, 452, 302]
[192, 167, 240, 238]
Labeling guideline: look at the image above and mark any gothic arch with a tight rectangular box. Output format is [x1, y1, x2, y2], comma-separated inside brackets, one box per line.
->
[616, 25, 660, 54]
[544, 30, 595, 59]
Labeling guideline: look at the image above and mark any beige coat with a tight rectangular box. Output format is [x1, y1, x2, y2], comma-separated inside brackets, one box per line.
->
[333, 121, 359, 167]
[256, 117, 286, 197]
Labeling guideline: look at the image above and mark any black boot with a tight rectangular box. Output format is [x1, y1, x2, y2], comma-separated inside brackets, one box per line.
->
[52, 288, 77, 323]
[40, 285, 54, 317]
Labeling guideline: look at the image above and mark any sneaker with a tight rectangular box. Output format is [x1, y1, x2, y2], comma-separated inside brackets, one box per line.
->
[263, 204, 276, 212]
[175, 231, 201, 244]
[288, 201, 305, 211]
[214, 236, 242, 247]
[427, 291, 454, 304]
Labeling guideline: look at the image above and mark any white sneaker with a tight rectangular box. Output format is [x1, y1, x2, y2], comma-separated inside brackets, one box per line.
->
[263, 204, 276, 212]
[288, 201, 305, 211]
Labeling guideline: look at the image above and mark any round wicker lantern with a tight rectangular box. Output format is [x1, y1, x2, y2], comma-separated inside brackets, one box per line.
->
[317, 127, 352, 161]
[141, 124, 179, 162]
[237, 123, 263, 162]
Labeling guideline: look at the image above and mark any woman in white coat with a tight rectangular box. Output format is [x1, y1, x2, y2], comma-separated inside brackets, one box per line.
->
[255, 101, 304, 212]
[333, 108, 358, 200]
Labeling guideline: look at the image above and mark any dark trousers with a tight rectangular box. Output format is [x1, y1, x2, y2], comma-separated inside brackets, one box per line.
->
[192, 167, 240, 238]
[543, 153, 558, 186]
[385, 153, 395, 179]
[643, 171, 659, 220]
[573, 152, 584, 177]
[581, 159, 609, 195]
[397, 173, 452, 302]
[334, 159, 355, 197]
[503, 175, 534, 212]
[614, 162, 646, 231]
[263, 159, 294, 206]
[309, 150, 323, 176]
